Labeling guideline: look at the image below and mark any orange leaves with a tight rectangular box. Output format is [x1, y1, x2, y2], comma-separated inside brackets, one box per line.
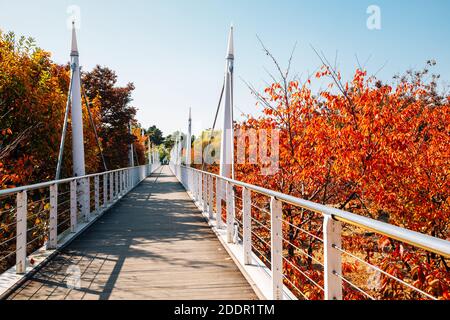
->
[237, 62, 450, 300]
[0, 31, 113, 188]
[1, 128, 12, 136]
[288, 80, 299, 92]
[315, 65, 332, 79]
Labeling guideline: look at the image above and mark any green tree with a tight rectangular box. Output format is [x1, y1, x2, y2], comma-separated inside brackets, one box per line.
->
[147, 125, 164, 145]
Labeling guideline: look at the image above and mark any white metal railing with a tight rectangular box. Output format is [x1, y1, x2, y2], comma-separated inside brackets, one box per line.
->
[0, 161, 160, 275]
[170, 163, 450, 300]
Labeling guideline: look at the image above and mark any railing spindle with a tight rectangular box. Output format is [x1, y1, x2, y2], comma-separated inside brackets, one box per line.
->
[208, 175, 214, 219]
[324, 215, 343, 300]
[119, 171, 123, 195]
[85, 177, 90, 222]
[202, 173, 208, 213]
[115, 171, 119, 198]
[270, 196, 283, 300]
[94, 176, 100, 213]
[109, 173, 114, 202]
[226, 181, 235, 243]
[243, 187, 252, 265]
[48, 184, 58, 249]
[70, 180, 77, 232]
[216, 178, 222, 229]
[103, 174, 107, 207]
[198, 172, 203, 206]
[16, 191, 27, 274]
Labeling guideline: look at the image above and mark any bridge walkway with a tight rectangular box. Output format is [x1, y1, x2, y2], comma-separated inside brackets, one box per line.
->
[8, 166, 257, 300]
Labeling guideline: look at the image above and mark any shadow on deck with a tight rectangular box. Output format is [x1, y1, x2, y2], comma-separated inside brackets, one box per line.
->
[8, 166, 257, 300]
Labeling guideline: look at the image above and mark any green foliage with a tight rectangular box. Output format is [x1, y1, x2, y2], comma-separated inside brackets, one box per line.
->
[147, 125, 164, 145]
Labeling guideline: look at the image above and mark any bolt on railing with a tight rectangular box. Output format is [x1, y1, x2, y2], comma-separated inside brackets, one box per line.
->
[170, 163, 450, 301]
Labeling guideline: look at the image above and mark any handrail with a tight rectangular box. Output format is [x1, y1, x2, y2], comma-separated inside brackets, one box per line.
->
[1, 161, 161, 281]
[180, 165, 450, 258]
[0, 164, 149, 197]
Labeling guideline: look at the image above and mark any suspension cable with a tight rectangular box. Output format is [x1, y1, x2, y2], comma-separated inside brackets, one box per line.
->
[201, 77, 225, 172]
[80, 78, 108, 172]
[55, 65, 75, 180]
[230, 72, 235, 180]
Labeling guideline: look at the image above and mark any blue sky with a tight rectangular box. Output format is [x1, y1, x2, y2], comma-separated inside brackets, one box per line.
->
[1, 0, 449, 137]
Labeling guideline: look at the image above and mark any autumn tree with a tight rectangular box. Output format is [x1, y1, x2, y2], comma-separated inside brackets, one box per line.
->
[82, 66, 137, 169]
[235, 43, 449, 299]
[0, 30, 105, 272]
[0, 30, 101, 188]
[131, 126, 146, 166]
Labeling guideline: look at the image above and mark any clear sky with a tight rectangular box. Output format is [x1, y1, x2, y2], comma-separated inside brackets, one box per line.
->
[1, 0, 449, 137]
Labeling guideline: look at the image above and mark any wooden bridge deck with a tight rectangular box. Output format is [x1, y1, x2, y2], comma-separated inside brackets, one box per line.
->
[8, 166, 257, 300]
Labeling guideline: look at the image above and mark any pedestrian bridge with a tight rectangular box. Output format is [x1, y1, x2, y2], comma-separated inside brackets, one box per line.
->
[0, 163, 449, 300]
[3, 166, 257, 300]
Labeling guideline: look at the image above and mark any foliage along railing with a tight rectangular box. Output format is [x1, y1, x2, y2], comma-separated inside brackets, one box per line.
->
[170, 163, 450, 300]
[0, 162, 161, 276]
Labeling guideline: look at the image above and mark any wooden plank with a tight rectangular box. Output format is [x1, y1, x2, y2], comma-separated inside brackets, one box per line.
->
[9, 166, 257, 300]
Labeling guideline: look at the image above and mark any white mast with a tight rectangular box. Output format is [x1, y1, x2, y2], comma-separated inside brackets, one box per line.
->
[186, 108, 192, 167]
[70, 22, 86, 179]
[219, 25, 234, 179]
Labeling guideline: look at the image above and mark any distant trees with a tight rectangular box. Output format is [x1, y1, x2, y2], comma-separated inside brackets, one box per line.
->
[164, 131, 181, 151]
[131, 126, 146, 166]
[147, 125, 164, 146]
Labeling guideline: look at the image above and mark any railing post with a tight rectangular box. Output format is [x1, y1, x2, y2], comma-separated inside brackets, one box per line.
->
[270, 197, 283, 300]
[115, 171, 119, 198]
[122, 171, 126, 193]
[192, 171, 196, 201]
[70, 180, 77, 232]
[94, 176, 100, 213]
[119, 171, 123, 195]
[324, 215, 343, 300]
[122, 171, 125, 193]
[226, 181, 235, 243]
[125, 170, 128, 192]
[16, 191, 27, 274]
[188, 169, 192, 193]
[122, 170, 125, 191]
[103, 174, 107, 207]
[48, 184, 58, 250]
[216, 178, 222, 228]
[243, 187, 252, 265]
[202, 173, 208, 213]
[198, 172, 203, 206]
[109, 173, 114, 202]
[84, 177, 90, 222]
[194, 171, 199, 201]
[112, 172, 116, 198]
[208, 175, 214, 219]
[129, 169, 132, 189]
